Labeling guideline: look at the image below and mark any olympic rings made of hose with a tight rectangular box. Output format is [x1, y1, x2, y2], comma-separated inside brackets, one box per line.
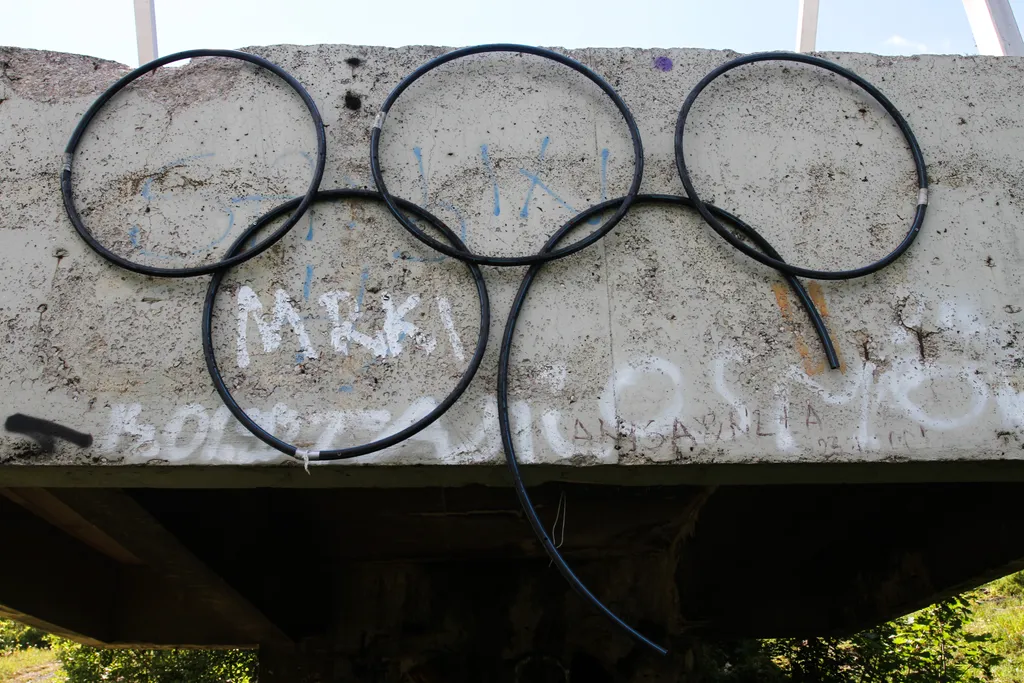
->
[675, 51, 929, 281]
[370, 43, 644, 267]
[498, 192, 837, 656]
[202, 189, 490, 462]
[62, 49, 327, 278]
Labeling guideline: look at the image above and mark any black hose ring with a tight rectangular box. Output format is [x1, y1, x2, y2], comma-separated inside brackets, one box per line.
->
[675, 51, 928, 281]
[499, 193, 835, 655]
[62, 49, 327, 278]
[370, 43, 644, 267]
[203, 189, 490, 462]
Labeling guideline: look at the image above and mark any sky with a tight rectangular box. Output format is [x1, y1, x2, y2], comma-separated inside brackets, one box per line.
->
[0, 0, 1021, 68]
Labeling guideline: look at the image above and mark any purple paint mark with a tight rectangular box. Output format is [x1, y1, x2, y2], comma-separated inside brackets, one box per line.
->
[653, 56, 673, 72]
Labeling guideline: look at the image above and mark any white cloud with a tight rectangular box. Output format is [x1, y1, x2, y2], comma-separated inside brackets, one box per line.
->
[884, 34, 930, 54]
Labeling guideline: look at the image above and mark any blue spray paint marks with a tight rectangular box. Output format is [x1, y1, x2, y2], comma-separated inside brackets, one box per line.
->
[392, 200, 468, 263]
[392, 151, 469, 263]
[139, 153, 216, 201]
[129, 208, 235, 259]
[131, 153, 236, 259]
[601, 148, 609, 201]
[127, 226, 170, 260]
[517, 169, 577, 215]
[480, 144, 500, 216]
[229, 194, 297, 204]
[654, 56, 673, 72]
[357, 267, 370, 308]
[413, 147, 428, 205]
[336, 385, 354, 393]
[346, 221, 357, 230]
[440, 200, 469, 243]
[519, 136, 551, 218]
[303, 264, 314, 301]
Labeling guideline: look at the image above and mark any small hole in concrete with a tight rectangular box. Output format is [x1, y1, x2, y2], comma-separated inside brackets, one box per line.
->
[344, 92, 362, 111]
[345, 57, 362, 67]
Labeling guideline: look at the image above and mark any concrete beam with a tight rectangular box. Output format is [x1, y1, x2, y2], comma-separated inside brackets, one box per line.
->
[0, 494, 116, 643]
[44, 489, 293, 647]
[0, 487, 142, 564]
[2, 45, 1024, 482]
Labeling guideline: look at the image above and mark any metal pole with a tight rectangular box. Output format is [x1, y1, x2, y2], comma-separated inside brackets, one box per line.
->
[133, 0, 159, 65]
[796, 0, 820, 53]
[963, 0, 1024, 56]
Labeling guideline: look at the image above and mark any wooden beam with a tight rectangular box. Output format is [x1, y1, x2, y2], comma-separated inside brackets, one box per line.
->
[44, 489, 292, 648]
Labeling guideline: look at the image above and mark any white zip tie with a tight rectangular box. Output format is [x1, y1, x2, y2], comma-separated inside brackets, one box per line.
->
[372, 110, 387, 130]
[918, 187, 929, 206]
[294, 448, 318, 474]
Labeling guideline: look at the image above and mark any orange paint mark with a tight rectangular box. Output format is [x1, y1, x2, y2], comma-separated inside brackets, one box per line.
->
[794, 333, 826, 376]
[806, 282, 847, 373]
[807, 282, 830, 317]
[771, 283, 792, 319]
[772, 282, 826, 376]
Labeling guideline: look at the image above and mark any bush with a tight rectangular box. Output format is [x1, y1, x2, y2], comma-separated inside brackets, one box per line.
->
[49, 638, 257, 683]
[760, 595, 1002, 682]
[0, 618, 49, 654]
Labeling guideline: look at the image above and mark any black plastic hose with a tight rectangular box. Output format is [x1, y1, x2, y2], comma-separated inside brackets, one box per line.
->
[202, 189, 489, 462]
[675, 51, 928, 281]
[497, 193, 837, 656]
[370, 44, 643, 266]
[63, 49, 327, 277]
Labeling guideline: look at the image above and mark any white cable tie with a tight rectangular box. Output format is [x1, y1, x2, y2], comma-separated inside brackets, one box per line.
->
[372, 110, 387, 129]
[918, 187, 929, 206]
[294, 448, 319, 474]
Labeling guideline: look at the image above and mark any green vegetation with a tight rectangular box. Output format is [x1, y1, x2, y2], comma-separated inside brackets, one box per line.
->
[48, 642, 256, 683]
[0, 620, 48, 655]
[1, 618, 255, 683]
[758, 596, 1001, 682]
[1, 571, 1024, 681]
[706, 596, 1003, 682]
[969, 572, 1024, 682]
[0, 647, 58, 682]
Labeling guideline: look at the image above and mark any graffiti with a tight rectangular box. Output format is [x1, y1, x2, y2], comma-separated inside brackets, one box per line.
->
[4, 414, 93, 453]
[236, 285, 459, 367]
[87, 333, 1024, 467]
[9, 118, 1021, 470]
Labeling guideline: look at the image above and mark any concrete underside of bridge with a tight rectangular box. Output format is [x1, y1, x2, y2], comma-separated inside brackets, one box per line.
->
[3, 479, 1024, 681]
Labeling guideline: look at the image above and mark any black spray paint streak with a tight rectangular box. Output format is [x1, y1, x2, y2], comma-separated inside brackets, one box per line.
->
[4, 414, 93, 453]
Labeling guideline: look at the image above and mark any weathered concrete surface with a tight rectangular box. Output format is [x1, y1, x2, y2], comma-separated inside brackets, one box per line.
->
[1, 44, 1024, 478]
